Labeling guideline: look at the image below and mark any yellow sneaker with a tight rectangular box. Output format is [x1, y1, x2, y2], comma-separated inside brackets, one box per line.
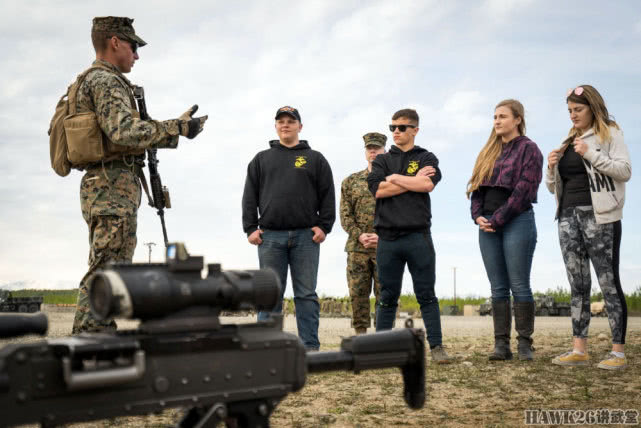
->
[551, 351, 589, 366]
[597, 353, 627, 370]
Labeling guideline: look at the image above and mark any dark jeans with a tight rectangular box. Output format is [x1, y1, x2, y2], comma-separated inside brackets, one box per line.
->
[257, 229, 320, 350]
[375, 231, 443, 349]
[479, 209, 536, 303]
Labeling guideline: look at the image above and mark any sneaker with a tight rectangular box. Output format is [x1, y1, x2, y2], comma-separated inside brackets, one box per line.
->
[431, 345, 453, 364]
[597, 353, 627, 370]
[551, 351, 589, 366]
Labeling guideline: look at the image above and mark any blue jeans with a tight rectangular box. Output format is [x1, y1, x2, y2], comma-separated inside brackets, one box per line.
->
[375, 231, 443, 349]
[479, 209, 536, 303]
[257, 229, 320, 350]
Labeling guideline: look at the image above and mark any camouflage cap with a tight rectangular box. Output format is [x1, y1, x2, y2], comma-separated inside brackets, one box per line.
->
[362, 132, 387, 147]
[92, 16, 147, 47]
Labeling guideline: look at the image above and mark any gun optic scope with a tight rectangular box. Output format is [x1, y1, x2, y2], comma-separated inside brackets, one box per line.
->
[89, 243, 280, 321]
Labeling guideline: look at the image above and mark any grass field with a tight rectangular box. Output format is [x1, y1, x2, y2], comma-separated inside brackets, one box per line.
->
[8, 286, 641, 314]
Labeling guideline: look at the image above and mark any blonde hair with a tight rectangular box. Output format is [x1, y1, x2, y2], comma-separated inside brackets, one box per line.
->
[466, 99, 526, 198]
[566, 84, 619, 143]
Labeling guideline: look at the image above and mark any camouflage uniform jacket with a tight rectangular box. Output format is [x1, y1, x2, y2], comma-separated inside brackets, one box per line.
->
[76, 60, 183, 218]
[76, 59, 180, 152]
[340, 169, 376, 253]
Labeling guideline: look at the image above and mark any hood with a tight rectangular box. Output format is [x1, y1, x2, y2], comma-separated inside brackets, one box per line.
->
[269, 140, 310, 150]
[389, 145, 427, 155]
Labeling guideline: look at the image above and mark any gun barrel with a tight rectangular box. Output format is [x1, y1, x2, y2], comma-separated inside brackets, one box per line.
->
[0, 312, 48, 339]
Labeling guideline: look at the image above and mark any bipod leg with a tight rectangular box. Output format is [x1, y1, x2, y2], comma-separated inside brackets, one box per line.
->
[177, 403, 227, 428]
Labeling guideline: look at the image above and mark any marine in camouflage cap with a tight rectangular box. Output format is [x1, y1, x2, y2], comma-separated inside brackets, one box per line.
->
[339, 132, 387, 333]
[363, 132, 387, 148]
[92, 16, 147, 46]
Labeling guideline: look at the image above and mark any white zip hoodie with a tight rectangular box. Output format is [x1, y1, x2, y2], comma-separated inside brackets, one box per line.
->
[546, 126, 631, 224]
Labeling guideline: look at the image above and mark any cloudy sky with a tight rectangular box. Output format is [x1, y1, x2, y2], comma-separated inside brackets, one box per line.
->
[1, 0, 639, 299]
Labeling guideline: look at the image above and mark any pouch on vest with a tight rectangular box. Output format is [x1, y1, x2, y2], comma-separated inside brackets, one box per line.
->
[64, 112, 105, 164]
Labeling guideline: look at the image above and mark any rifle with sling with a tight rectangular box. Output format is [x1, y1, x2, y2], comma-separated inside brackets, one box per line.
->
[0, 243, 426, 428]
[133, 85, 170, 247]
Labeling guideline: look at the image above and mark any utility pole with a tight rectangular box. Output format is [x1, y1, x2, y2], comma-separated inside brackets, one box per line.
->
[144, 242, 156, 263]
[452, 266, 457, 306]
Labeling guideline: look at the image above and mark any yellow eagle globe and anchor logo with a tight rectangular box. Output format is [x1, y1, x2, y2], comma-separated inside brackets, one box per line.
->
[294, 156, 307, 168]
[407, 161, 419, 175]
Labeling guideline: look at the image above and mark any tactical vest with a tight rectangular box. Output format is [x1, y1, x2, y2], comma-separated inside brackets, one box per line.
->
[49, 64, 144, 176]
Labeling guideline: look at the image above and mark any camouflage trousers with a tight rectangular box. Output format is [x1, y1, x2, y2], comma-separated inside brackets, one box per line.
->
[558, 206, 627, 344]
[346, 251, 380, 330]
[72, 214, 138, 334]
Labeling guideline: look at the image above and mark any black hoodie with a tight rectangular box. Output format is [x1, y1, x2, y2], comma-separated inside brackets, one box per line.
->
[242, 140, 336, 235]
[367, 145, 442, 239]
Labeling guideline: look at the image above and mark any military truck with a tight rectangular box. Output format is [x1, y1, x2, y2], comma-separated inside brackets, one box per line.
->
[479, 296, 570, 316]
[479, 299, 492, 316]
[0, 290, 43, 313]
[535, 295, 571, 316]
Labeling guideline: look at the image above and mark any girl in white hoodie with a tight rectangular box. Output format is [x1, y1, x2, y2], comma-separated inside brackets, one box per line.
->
[546, 85, 631, 370]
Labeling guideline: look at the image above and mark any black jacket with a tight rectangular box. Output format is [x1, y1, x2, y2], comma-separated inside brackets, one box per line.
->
[242, 140, 336, 235]
[367, 145, 441, 239]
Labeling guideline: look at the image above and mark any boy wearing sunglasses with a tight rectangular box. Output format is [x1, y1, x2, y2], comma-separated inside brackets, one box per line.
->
[367, 109, 452, 363]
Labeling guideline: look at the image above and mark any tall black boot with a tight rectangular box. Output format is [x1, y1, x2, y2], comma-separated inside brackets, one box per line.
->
[489, 300, 513, 361]
[514, 301, 535, 361]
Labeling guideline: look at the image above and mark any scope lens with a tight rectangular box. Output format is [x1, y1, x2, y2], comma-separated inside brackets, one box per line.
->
[89, 273, 114, 320]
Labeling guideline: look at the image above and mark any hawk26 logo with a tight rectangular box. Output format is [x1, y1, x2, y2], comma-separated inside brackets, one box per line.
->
[407, 160, 419, 175]
[294, 156, 307, 168]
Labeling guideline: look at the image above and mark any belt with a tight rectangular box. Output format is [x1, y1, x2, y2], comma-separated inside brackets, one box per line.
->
[86, 157, 141, 172]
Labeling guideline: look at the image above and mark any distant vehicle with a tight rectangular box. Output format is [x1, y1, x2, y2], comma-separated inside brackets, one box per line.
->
[534, 295, 570, 317]
[0, 290, 43, 313]
[479, 296, 571, 316]
[479, 299, 492, 316]
[590, 301, 607, 317]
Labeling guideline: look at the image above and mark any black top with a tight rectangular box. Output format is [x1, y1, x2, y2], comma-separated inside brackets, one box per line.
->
[481, 186, 512, 215]
[242, 140, 336, 235]
[558, 144, 592, 209]
[367, 145, 442, 240]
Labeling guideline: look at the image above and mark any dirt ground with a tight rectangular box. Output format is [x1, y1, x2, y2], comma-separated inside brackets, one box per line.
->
[3, 306, 640, 427]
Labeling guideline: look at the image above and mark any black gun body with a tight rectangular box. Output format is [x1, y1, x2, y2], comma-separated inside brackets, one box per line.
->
[0, 322, 306, 427]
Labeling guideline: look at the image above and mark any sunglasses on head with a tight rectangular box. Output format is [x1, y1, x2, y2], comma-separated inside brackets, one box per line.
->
[389, 124, 416, 132]
[566, 87, 584, 97]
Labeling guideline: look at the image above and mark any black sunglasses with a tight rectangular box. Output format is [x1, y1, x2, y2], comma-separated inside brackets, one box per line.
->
[389, 124, 416, 132]
[128, 40, 138, 54]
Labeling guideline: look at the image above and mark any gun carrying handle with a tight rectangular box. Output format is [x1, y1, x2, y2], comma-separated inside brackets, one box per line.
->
[62, 350, 146, 391]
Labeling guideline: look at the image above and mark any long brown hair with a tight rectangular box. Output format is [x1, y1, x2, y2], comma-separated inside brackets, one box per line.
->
[566, 84, 619, 143]
[466, 99, 526, 198]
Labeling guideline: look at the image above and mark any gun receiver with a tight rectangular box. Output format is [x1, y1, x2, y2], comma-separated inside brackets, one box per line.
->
[0, 244, 426, 427]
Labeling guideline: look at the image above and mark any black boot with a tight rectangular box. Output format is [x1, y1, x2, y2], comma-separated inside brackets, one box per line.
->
[514, 301, 535, 361]
[489, 300, 513, 361]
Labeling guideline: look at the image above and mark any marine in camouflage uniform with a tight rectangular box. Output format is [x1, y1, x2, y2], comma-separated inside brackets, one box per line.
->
[340, 133, 386, 334]
[71, 17, 208, 333]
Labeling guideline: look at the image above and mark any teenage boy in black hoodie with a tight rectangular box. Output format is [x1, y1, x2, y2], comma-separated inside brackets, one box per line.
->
[242, 106, 335, 351]
[367, 108, 452, 363]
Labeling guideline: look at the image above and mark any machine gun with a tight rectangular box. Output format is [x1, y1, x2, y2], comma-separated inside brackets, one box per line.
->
[0, 243, 426, 427]
[133, 85, 171, 247]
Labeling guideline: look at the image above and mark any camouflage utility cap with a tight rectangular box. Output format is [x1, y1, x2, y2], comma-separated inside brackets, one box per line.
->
[92, 16, 147, 46]
[363, 132, 387, 147]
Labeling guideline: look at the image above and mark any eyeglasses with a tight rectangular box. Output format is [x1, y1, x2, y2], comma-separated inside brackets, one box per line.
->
[389, 124, 416, 132]
[566, 87, 584, 97]
[128, 41, 138, 54]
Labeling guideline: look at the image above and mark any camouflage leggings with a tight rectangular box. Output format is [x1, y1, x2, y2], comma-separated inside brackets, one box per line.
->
[72, 215, 137, 334]
[558, 206, 627, 344]
[346, 252, 380, 330]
